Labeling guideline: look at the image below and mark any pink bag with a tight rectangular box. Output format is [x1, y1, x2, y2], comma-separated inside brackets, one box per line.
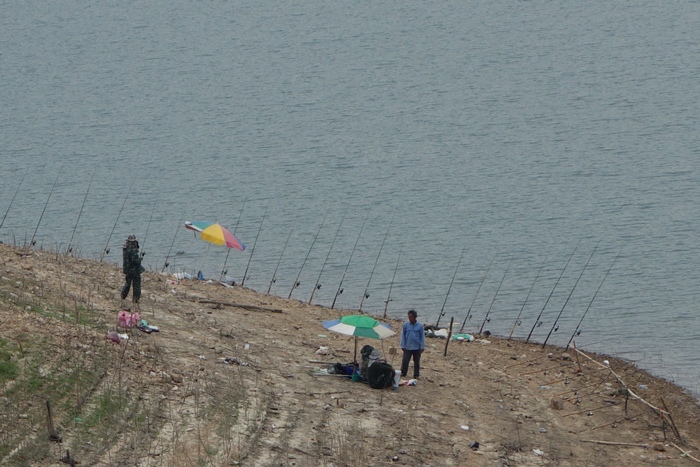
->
[129, 312, 141, 327]
[118, 310, 131, 327]
[118, 311, 141, 328]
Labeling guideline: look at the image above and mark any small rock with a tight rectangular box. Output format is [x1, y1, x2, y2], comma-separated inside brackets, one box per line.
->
[652, 443, 666, 452]
[561, 353, 572, 361]
[551, 398, 564, 410]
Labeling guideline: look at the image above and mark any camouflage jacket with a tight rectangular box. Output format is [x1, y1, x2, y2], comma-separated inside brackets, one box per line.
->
[123, 244, 144, 274]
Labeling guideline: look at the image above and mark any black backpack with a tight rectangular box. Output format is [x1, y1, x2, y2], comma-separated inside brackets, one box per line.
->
[367, 362, 395, 389]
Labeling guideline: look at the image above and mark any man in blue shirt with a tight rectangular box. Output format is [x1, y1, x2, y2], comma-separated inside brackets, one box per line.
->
[400, 309, 426, 378]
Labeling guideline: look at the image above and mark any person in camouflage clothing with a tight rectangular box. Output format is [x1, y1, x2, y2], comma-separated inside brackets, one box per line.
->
[121, 235, 145, 310]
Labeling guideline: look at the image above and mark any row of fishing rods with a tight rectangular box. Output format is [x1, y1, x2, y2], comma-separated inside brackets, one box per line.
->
[431, 243, 622, 350]
[1, 174, 620, 344]
[0, 167, 135, 260]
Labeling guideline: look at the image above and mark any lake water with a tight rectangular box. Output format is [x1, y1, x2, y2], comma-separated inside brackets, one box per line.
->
[2, 1, 699, 395]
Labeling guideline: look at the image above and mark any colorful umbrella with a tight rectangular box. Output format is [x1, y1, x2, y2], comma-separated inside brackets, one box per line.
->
[323, 315, 395, 362]
[200, 223, 247, 251]
[184, 221, 246, 280]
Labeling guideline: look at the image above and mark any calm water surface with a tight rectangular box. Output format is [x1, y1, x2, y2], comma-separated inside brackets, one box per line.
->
[2, 1, 699, 394]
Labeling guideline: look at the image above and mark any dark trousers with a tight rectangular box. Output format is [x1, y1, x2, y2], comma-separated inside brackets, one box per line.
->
[401, 349, 422, 378]
[121, 272, 141, 302]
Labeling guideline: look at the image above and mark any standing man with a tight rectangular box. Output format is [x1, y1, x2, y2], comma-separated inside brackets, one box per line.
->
[121, 235, 144, 311]
[400, 309, 426, 379]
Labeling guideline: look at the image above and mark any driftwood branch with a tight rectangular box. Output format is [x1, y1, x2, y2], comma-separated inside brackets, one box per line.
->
[197, 299, 284, 313]
[670, 442, 700, 463]
[581, 439, 649, 448]
[571, 345, 669, 416]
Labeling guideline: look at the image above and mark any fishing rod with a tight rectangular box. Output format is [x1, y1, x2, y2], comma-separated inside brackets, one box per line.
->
[221, 197, 248, 281]
[525, 240, 581, 343]
[67, 167, 96, 255]
[359, 216, 393, 312]
[331, 216, 367, 309]
[435, 247, 466, 328]
[382, 248, 402, 319]
[140, 201, 157, 258]
[0, 167, 28, 231]
[161, 212, 185, 273]
[507, 256, 548, 339]
[459, 252, 497, 333]
[309, 206, 349, 304]
[101, 177, 136, 262]
[241, 202, 269, 287]
[30, 164, 63, 248]
[267, 228, 293, 295]
[478, 257, 513, 335]
[289, 211, 329, 299]
[566, 249, 622, 350]
[542, 242, 600, 348]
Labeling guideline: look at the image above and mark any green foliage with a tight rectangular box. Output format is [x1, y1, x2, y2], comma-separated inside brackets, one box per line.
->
[0, 339, 18, 383]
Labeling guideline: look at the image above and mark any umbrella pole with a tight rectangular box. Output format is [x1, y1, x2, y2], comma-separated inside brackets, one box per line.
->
[200, 243, 211, 276]
[354, 336, 358, 364]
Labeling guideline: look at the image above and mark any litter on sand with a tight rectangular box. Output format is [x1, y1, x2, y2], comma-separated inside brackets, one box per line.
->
[451, 333, 475, 342]
[137, 319, 160, 334]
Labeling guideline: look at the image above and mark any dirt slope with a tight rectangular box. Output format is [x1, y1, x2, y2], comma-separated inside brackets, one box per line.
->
[1, 243, 699, 466]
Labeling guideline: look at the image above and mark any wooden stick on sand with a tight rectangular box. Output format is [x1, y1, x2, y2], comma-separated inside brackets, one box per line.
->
[581, 439, 649, 448]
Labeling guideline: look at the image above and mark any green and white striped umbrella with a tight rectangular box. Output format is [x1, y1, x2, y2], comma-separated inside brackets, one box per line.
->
[323, 315, 395, 362]
[323, 315, 395, 340]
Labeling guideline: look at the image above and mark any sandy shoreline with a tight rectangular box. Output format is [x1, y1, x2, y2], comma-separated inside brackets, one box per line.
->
[1, 243, 700, 466]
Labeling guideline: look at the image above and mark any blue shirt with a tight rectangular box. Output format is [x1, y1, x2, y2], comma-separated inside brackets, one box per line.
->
[400, 321, 425, 350]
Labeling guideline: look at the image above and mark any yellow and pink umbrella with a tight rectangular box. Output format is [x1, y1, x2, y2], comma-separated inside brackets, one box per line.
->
[184, 221, 247, 280]
[184, 221, 247, 251]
